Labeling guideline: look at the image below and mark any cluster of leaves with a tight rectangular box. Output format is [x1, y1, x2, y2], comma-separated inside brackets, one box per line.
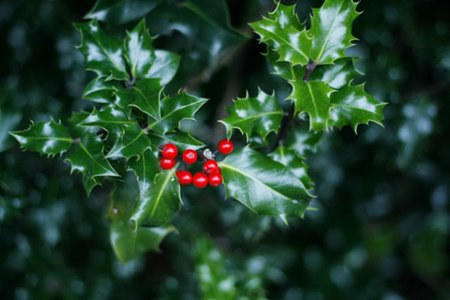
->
[10, 0, 385, 262]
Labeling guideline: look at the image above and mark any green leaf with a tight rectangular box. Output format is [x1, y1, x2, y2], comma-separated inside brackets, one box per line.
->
[148, 92, 208, 134]
[82, 174, 102, 196]
[148, 131, 205, 152]
[130, 165, 181, 227]
[109, 179, 174, 262]
[219, 147, 312, 219]
[78, 106, 134, 140]
[75, 19, 128, 80]
[220, 88, 284, 141]
[309, 58, 360, 89]
[269, 146, 313, 191]
[0, 109, 21, 152]
[329, 84, 387, 131]
[286, 127, 323, 157]
[115, 78, 161, 119]
[308, 0, 360, 64]
[65, 133, 119, 178]
[147, 50, 180, 85]
[125, 19, 156, 79]
[10, 119, 73, 157]
[250, 3, 311, 66]
[289, 81, 335, 131]
[107, 124, 150, 160]
[83, 78, 120, 103]
[86, 0, 162, 25]
[124, 20, 180, 84]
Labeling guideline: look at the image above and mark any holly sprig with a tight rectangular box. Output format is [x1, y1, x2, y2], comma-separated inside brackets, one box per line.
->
[10, 0, 386, 262]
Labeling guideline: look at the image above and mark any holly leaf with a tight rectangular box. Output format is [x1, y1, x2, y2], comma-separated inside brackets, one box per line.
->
[115, 78, 161, 119]
[147, 50, 180, 85]
[308, 0, 360, 64]
[148, 131, 205, 151]
[75, 19, 128, 80]
[124, 20, 180, 84]
[106, 123, 150, 160]
[250, 3, 311, 66]
[10, 119, 73, 157]
[220, 88, 284, 141]
[147, 92, 208, 134]
[86, 0, 162, 25]
[78, 106, 134, 140]
[289, 81, 335, 131]
[65, 135, 119, 178]
[330, 84, 387, 131]
[82, 175, 102, 196]
[130, 166, 181, 227]
[83, 78, 120, 103]
[125, 19, 156, 79]
[0, 109, 21, 153]
[286, 126, 323, 157]
[219, 147, 312, 220]
[109, 179, 174, 262]
[309, 58, 360, 89]
[269, 146, 313, 191]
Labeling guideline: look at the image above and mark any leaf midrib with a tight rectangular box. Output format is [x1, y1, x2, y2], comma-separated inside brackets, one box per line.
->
[148, 100, 205, 130]
[149, 168, 177, 218]
[229, 111, 283, 125]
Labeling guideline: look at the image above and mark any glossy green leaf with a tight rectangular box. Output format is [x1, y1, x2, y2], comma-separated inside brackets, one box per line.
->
[109, 179, 174, 262]
[82, 174, 101, 196]
[125, 19, 156, 79]
[10, 120, 73, 157]
[0, 109, 21, 152]
[220, 89, 284, 141]
[147, 50, 180, 85]
[130, 165, 181, 228]
[78, 106, 134, 140]
[250, 3, 311, 66]
[82, 77, 120, 103]
[148, 92, 208, 134]
[115, 78, 161, 119]
[148, 131, 205, 151]
[310, 58, 360, 89]
[286, 127, 323, 157]
[75, 19, 128, 80]
[65, 131, 119, 178]
[309, 0, 360, 64]
[289, 81, 335, 131]
[219, 147, 312, 219]
[269, 146, 313, 190]
[330, 84, 387, 131]
[86, 0, 161, 25]
[107, 124, 150, 160]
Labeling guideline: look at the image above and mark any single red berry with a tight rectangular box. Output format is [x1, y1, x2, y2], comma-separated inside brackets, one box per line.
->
[218, 139, 234, 155]
[209, 173, 223, 187]
[203, 159, 219, 174]
[160, 158, 175, 170]
[176, 170, 193, 185]
[193, 172, 208, 188]
[161, 143, 178, 159]
[182, 149, 198, 164]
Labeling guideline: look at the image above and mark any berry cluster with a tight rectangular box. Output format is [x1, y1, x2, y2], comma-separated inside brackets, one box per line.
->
[159, 139, 234, 188]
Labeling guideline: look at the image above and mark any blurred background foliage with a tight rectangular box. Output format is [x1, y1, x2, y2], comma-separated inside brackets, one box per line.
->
[0, 0, 449, 299]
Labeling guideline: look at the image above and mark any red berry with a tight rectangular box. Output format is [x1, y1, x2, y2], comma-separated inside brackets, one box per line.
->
[209, 173, 223, 187]
[160, 158, 175, 170]
[161, 143, 178, 159]
[176, 170, 192, 185]
[182, 149, 198, 164]
[193, 172, 208, 188]
[203, 159, 219, 174]
[218, 139, 234, 155]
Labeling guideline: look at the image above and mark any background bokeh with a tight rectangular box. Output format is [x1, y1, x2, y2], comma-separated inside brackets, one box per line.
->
[1, 0, 449, 299]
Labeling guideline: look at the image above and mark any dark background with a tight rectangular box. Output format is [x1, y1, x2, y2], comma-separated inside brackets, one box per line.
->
[0, 0, 449, 299]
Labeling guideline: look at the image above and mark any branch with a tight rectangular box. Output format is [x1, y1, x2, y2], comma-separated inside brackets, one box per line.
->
[266, 62, 317, 153]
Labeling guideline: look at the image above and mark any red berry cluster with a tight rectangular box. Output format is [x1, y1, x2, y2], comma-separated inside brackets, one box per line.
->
[159, 139, 234, 188]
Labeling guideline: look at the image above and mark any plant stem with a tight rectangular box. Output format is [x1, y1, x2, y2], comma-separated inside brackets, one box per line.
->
[266, 62, 317, 153]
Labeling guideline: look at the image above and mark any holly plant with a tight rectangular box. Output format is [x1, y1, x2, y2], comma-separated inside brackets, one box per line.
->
[10, 0, 386, 262]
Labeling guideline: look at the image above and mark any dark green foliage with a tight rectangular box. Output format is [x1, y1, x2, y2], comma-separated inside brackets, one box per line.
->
[1, 0, 449, 299]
